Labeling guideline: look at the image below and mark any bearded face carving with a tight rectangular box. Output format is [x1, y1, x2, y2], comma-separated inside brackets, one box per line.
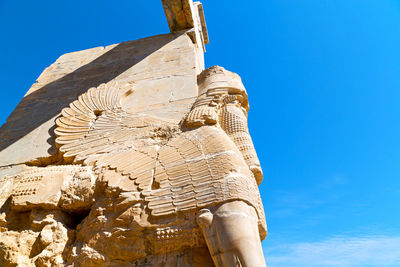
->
[3, 66, 267, 266]
[181, 67, 267, 266]
[185, 66, 263, 185]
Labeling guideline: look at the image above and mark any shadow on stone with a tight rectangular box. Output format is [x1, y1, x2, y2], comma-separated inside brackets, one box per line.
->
[0, 33, 180, 157]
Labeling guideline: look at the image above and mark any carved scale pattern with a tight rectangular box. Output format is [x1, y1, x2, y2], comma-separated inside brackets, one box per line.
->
[220, 104, 261, 171]
[54, 82, 265, 230]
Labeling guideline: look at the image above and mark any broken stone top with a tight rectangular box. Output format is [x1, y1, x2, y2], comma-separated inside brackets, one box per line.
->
[162, 0, 209, 51]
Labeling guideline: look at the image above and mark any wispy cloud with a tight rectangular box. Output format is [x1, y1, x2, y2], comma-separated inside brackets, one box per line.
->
[268, 189, 326, 219]
[269, 175, 348, 213]
[264, 235, 400, 267]
[318, 174, 347, 190]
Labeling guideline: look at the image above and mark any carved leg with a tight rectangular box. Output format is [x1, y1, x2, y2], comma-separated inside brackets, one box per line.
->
[197, 201, 266, 267]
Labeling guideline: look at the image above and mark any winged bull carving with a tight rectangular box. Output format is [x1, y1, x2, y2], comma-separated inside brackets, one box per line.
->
[54, 66, 267, 266]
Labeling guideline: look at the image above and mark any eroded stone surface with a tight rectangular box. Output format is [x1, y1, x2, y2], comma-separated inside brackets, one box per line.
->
[0, 32, 202, 168]
[0, 66, 267, 266]
[0, 2, 267, 266]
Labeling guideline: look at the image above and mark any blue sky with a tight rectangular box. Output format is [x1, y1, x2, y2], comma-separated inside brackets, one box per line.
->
[1, 1, 400, 266]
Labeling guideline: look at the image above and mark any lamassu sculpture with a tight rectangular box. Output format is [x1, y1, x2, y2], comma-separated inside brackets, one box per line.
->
[0, 1, 268, 265]
[53, 66, 267, 266]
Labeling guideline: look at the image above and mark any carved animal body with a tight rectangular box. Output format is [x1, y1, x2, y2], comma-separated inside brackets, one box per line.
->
[53, 66, 267, 266]
[0, 66, 266, 266]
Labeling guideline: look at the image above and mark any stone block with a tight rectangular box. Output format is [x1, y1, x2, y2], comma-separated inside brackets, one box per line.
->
[0, 32, 203, 167]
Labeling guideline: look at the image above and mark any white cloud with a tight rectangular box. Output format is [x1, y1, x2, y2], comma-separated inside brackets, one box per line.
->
[264, 235, 400, 267]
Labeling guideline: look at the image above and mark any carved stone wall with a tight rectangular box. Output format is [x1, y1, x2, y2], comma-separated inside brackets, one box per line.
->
[0, 31, 203, 172]
[0, 1, 267, 266]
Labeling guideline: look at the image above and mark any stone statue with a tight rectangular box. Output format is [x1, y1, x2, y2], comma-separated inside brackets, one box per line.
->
[0, 1, 267, 266]
[52, 66, 267, 266]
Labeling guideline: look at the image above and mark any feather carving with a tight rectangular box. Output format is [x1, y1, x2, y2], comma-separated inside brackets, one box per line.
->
[55, 81, 263, 220]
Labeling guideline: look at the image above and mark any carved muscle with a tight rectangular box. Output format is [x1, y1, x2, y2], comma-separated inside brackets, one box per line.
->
[54, 80, 266, 239]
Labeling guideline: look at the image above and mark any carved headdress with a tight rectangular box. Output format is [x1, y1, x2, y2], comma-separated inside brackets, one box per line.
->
[54, 66, 266, 238]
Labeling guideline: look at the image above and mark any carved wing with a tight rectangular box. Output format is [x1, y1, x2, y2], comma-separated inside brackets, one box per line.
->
[55, 82, 173, 190]
[55, 82, 262, 217]
[144, 126, 262, 217]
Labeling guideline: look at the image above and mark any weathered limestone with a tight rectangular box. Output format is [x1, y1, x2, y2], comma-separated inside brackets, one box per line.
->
[162, 0, 209, 52]
[0, 32, 202, 170]
[0, 1, 267, 266]
[6, 166, 95, 212]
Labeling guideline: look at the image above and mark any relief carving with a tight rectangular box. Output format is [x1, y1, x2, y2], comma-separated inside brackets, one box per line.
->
[54, 66, 266, 266]
[4, 166, 95, 211]
[0, 66, 266, 267]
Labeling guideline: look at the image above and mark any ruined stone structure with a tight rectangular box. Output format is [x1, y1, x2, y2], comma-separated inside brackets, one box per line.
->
[0, 1, 267, 266]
